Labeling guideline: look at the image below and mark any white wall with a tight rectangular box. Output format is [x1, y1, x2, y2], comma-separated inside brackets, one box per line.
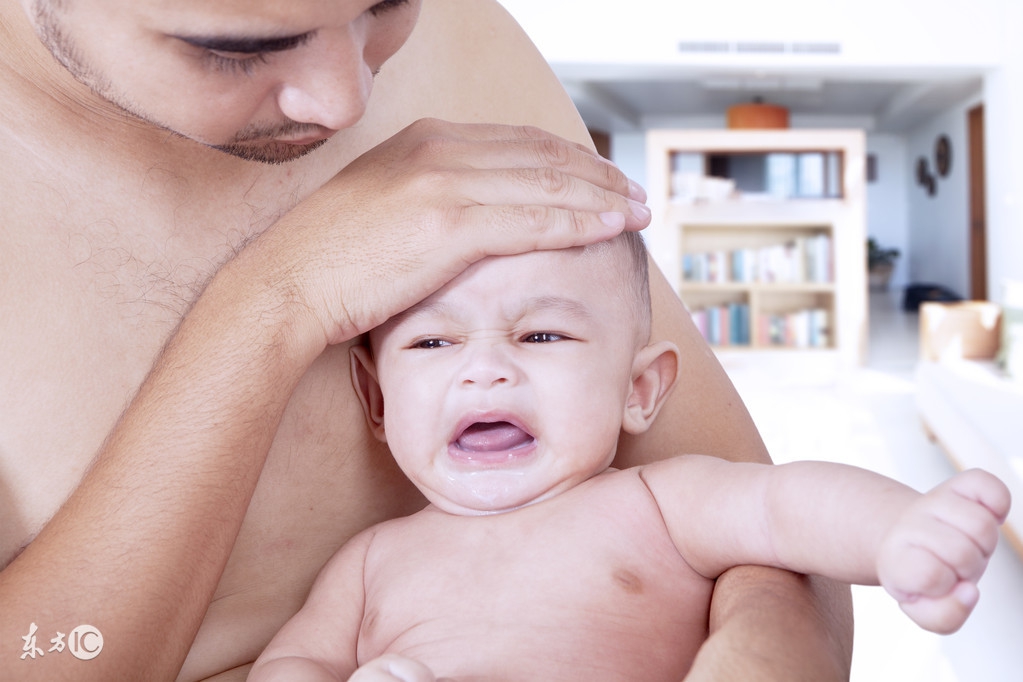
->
[866, 135, 910, 290]
[901, 96, 980, 297]
[500, 0, 1002, 69]
[609, 132, 647, 193]
[984, 0, 1023, 298]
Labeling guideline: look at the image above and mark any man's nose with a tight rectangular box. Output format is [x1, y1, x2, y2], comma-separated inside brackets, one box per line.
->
[275, 29, 373, 132]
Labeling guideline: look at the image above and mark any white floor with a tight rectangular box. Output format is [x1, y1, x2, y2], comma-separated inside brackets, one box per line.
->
[718, 290, 1023, 682]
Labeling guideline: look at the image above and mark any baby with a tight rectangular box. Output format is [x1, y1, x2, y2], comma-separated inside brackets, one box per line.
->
[249, 232, 1011, 682]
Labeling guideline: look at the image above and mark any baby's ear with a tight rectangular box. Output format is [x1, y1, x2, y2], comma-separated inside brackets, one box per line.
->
[350, 344, 387, 442]
[622, 340, 680, 435]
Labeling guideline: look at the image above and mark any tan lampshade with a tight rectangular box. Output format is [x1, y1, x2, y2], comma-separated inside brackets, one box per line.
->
[727, 102, 790, 129]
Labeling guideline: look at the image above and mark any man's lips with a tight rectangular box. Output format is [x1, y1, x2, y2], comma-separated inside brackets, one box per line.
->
[276, 134, 331, 146]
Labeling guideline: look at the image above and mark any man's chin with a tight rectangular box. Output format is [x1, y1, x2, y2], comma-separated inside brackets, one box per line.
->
[210, 138, 329, 165]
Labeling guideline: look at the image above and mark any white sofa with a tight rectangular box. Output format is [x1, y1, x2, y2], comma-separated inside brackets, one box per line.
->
[915, 301, 1023, 556]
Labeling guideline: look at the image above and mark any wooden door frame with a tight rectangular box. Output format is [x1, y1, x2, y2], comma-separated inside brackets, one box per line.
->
[968, 104, 988, 300]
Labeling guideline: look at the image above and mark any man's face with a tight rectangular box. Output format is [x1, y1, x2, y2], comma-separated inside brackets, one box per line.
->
[26, 0, 421, 163]
[367, 246, 647, 515]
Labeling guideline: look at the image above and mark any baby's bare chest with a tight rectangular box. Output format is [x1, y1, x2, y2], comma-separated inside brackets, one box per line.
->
[359, 479, 714, 681]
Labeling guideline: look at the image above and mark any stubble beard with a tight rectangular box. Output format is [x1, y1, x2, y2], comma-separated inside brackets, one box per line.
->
[31, 2, 327, 165]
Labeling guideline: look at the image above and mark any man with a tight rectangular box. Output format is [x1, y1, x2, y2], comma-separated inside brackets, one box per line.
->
[0, 1, 852, 680]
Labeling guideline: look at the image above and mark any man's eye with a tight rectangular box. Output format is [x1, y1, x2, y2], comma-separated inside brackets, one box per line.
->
[203, 51, 270, 75]
[412, 338, 451, 349]
[370, 0, 411, 16]
[522, 332, 563, 343]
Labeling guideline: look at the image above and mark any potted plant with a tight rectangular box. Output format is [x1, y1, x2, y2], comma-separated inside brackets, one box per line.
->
[867, 238, 900, 291]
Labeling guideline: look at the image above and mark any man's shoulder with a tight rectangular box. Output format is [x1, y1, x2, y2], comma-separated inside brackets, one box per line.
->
[354, 0, 589, 147]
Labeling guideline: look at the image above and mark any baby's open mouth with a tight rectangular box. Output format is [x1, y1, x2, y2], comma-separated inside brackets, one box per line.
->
[454, 421, 535, 453]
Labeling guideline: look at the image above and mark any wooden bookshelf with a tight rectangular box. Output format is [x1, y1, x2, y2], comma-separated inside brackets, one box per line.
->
[645, 129, 867, 366]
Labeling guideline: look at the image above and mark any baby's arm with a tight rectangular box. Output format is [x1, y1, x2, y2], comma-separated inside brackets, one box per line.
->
[641, 456, 1010, 634]
[249, 528, 441, 682]
[249, 529, 403, 681]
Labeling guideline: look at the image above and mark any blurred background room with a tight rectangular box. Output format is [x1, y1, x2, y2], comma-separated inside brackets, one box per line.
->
[499, 1, 1023, 680]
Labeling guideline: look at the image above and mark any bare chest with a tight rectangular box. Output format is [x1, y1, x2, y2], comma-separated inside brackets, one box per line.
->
[359, 476, 713, 681]
[0, 163, 424, 680]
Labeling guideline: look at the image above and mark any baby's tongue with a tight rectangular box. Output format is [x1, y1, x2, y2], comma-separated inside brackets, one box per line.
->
[456, 421, 532, 452]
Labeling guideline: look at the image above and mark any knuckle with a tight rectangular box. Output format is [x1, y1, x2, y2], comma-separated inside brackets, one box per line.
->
[409, 134, 452, 164]
[408, 116, 444, 135]
[535, 166, 569, 196]
[514, 123, 546, 140]
[514, 203, 551, 230]
[410, 166, 454, 194]
[536, 135, 572, 167]
[599, 155, 628, 191]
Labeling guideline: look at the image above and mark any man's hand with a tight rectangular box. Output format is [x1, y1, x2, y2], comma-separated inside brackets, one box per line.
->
[250, 118, 650, 348]
[877, 469, 1011, 634]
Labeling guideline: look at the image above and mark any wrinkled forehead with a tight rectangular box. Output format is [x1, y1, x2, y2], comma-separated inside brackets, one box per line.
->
[372, 236, 651, 346]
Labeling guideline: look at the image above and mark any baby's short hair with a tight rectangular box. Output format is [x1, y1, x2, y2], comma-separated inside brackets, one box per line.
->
[605, 230, 652, 337]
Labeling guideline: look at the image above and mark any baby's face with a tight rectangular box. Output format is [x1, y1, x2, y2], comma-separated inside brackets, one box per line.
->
[369, 246, 644, 514]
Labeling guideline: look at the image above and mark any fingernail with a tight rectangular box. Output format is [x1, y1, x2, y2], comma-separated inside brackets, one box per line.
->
[628, 179, 648, 202]
[629, 199, 651, 222]
[600, 211, 625, 229]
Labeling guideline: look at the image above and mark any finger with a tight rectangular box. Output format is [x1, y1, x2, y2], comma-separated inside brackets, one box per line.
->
[924, 490, 1004, 562]
[899, 581, 979, 634]
[466, 135, 641, 200]
[348, 654, 437, 682]
[903, 513, 991, 589]
[405, 120, 643, 201]
[444, 167, 649, 230]
[946, 469, 1012, 522]
[456, 203, 630, 259]
[385, 655, 437, 682]
[881, 543, 961, 602]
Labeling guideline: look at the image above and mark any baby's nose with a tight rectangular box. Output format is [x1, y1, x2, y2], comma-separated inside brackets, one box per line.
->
[459, 344, 518, 388]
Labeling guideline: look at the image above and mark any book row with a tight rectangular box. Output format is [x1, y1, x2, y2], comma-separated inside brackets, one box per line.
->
[691, 304, 832, 349]
[682, 234, 833, 285]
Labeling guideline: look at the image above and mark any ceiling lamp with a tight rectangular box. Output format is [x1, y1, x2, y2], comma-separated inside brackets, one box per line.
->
[726, 97, 789, 129]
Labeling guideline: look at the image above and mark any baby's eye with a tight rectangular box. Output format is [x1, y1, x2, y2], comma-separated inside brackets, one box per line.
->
[412, 338, 451, 349]
[522, 332, 564, 344]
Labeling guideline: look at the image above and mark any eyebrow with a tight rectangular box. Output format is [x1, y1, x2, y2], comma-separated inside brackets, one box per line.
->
[175, 32, 314, 54]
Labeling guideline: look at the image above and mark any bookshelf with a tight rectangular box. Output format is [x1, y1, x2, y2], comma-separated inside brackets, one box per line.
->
[645, 129, 867, 366]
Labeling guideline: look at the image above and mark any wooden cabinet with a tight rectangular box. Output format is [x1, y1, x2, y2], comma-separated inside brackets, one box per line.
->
[645, 129, 867, 366]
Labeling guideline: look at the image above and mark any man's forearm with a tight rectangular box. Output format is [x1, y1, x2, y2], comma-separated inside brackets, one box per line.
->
[0, 248, 324, 681]
[687, 567, 853, 682]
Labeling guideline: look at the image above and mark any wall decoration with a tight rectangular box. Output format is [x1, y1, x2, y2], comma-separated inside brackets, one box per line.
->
[935, 134, 952, 177]
[916, 157, 929, 186]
